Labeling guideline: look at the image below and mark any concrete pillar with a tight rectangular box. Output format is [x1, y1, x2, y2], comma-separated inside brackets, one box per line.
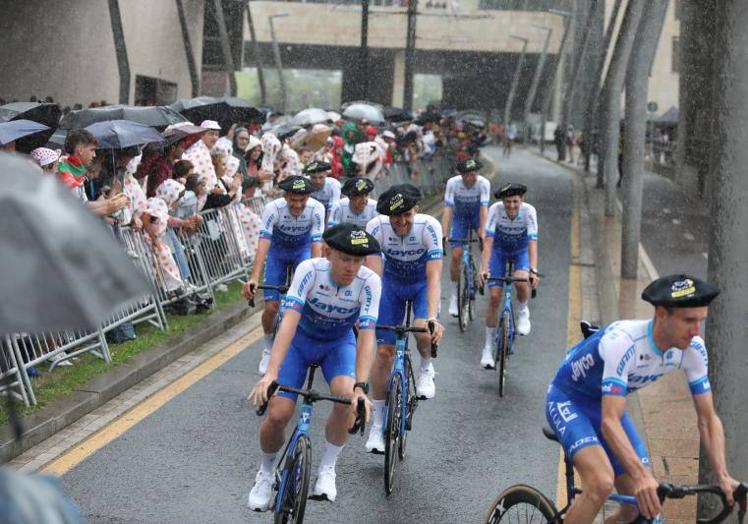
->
[392, 49, 406, 108]
[700, 0, 748, 514]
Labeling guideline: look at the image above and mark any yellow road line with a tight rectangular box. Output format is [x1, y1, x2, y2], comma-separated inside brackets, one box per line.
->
[41, 326, 264, 476]
[557, 207, 582, 508]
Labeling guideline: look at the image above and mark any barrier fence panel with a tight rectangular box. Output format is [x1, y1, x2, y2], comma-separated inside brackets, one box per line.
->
[1, 336, 31, 407]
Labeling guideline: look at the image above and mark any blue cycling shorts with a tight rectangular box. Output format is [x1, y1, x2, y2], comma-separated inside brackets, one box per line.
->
[449, 215, 480, 248]
[545, 384, 650, 476]
[488, 248, 530, 287]
[376, 277, 429, 345]
[263, 246, 310, 301]
[277, 329, 356, 402]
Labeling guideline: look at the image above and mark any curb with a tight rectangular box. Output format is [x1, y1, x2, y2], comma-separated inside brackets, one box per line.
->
[1, 301, 259, 462]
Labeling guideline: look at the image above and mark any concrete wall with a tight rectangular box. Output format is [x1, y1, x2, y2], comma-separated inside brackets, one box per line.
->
[0, 0, 205, 107]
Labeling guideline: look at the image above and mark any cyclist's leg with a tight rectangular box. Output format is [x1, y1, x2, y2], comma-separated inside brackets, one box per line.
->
[448, 219, 467, 299]
[371, 279, 406, 423]
[261, 248, 290, 347]
[411, 282, 438, 398]
[484, 250, 507, 349]
[512, 249, 532, 335]
[546, 386, 615, 523]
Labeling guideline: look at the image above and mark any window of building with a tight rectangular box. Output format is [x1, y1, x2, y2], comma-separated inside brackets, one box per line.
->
[134, 75, 177, 106]
[672, 36, 680, 74]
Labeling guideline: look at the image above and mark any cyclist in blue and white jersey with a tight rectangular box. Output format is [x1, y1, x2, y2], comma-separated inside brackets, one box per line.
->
[364, 184, 445, 453]
[441, 158, 491, 317]
[305, 160, 341, 223]
[479, 182, 539, 367]
[242, 175, 326, 374]
[328, 177, 378, 229]
[247, 224, 382, 509]
[546, 275, 739, 523]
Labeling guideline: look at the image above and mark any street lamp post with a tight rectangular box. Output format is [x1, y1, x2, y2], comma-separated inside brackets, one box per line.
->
[268, 13, 289, 111]
[524, 25, 552, 145]
[540, 9, 571, 155]
[504, 35, 529, 128]
[245, 0, 267, 105]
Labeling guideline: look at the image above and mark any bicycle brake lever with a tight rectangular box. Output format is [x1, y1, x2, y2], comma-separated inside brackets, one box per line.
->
[531, 289, 537, 299]
[348, 397, 366, 435]
[428, 320, 438, 358]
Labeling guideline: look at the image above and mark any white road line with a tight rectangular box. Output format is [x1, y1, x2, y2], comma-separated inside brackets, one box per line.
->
[672, 218, 681, 225]
[702, 252, 709, 260]
[663, 208, 671, 214]
[684, 232, 695, 241]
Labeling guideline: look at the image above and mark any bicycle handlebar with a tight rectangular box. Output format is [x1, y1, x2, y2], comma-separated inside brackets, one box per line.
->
[629, 482, 747, 524]
[448, 238, 481, 243]
[377, 322, 439, 358]
[246, 283, 290, 308]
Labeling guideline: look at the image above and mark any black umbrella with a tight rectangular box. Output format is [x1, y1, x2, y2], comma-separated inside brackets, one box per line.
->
[0, 102, 61, 128]
[59, 105, 187, 130]
[270, 123, 303, 140]
[0, 153, 150, 334]
[0, 120, 51, 150]
[415, 111, 441, 125]
[169, 96, 263, 131]
[455, 111, 486, 128]
[85, 120, 164, 149]
[383, 106, 414, 122]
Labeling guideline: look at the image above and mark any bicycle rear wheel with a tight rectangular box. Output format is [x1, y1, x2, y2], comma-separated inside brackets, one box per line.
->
[384, 373, 403, 495]
[274, 435, 311, 524]
[457, 266, 467, 332]
[485, 484, 558, 524]
[495, 310, 510, 397]
[399, 358, 416, 460]
[467, 258, 477, 321]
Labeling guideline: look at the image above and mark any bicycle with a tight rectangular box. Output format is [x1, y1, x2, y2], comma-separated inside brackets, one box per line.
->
[449, 230, 483, 333]
[485, 425, 747, 523]
[486, 260, 536, 397]
[376, 301, 438, 495]
[256, 365, 366, 524]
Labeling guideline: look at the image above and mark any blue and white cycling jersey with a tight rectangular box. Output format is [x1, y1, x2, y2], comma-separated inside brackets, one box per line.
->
[551, 319, 711, 399]
[366, 214, 443, 283]
[259, 197, 325, 250]
[444, 174, 490, 218]
[309, 177, 341, 212]
[486, 201, 538, 253]
[284, 258, 381, 340]
[328, 197, 378, 228]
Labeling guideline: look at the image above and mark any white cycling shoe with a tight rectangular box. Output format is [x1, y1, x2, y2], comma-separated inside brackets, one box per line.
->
[365, 425, 385, 454]
[516, 308, 531, 336]
[247, 469, 275, 512]
[481, 347, 495, 369]
[416, 364, 436, 399]
[310, 465, 337, 502]
[448, 295, 458, 317]
[258, 349, 271, 375]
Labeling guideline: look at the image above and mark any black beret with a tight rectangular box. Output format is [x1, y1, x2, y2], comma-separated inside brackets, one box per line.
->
[642, 274, 720, 308]
[457, 158, 483, 173]
[303, 160, 332, 174]
[323, 223, 381, 256]
[376, 183, 422, 215]
[279, 175, 314, 194]
[495, 182, 527, 199]
[341, 177, 375, 196]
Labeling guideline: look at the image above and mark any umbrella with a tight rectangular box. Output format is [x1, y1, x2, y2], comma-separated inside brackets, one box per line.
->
[415, 111, 441, 125]
[0, 153, 150, 334]
[0, 119, 50, 148]
[383, 106, 414, 122]
[292, 108, 332, 128]
[342, 103, 385, 125]
[85, 120, 164, 149]
[327, 111, 341, 122]
[169, 96, 263, 131]
[270, 123, 303, 141]
[292, 124, 333, 151]
[162, 122, 205, 147]
[455, 111, 486, 128]
[59, 105, 187, 130]
[0, 102, 61, 128]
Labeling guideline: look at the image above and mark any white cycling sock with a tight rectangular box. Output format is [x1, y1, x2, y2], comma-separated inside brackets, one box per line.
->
[319, 441, 344, 471]
[371, 399, 385, 428]
[450, 281, 458, 298]
[485, 326, 496, 349]
[518, 302, 529, 313]
[259, 451, 277, 474]
[420, 356, 432, 373]
[263, 333, 274, 353]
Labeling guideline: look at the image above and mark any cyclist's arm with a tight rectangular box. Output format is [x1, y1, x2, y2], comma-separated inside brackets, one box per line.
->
[528, 239, 538, 273]
[440, 205, 452, 242]
[478, 206, 488, 238]
[441, 179, 454, 237]
[311, 242, 322, 258]
[250, 238, 271, 282]
[425, 259, 443, 319]
[264, 309, 301, 379]
[478, 178, 490, 237]
[355, 275, 380, 384]
[481, 236, 494, 272]
[601, 396, 653, 483]
[365, 255, 383, 276]
[310, 201, 325, 258]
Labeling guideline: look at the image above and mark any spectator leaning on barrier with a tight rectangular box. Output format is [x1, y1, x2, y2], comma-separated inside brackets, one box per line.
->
[184, 120, 221, 192]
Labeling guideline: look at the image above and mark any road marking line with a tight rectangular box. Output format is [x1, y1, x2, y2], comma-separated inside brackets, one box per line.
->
[683, 232, 695, 241]
[40, 326, 264, 476]
[702, 252, 709, 260]
[672, 218, 681, 225]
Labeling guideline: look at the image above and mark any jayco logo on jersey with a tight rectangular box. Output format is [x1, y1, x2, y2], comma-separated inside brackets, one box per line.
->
[571, 353, 595, 382]
[308, 297, 358, 315]
[388, 247, 425, 257]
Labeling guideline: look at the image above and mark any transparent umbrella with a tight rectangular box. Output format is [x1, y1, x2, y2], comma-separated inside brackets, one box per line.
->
[292, 108, 332, 128]
[342, 103, 385, 125]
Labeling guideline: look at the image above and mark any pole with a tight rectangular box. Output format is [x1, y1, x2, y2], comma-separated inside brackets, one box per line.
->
[701, 0, 748, 513]
[213, 0, 238, 96]
[587, 0, 623, 175]
[504, 36, 528, 127]
[176, 0, 200, 97]
[359, 0, 370, 101]
[620, 0, 668, 279]
[107, 0, 131, 104]
[598, 0, 645, 216]
[403, 0, 417, 111]
[245, 0, 267, 105]
[524, 26, 552, 144]
[563, 0, 599, 130]
[539, 10, 571, 155]
[269, 15, 288, 112]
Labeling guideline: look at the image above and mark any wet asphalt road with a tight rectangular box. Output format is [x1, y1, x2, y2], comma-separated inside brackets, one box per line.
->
[62, 148, 574, 524]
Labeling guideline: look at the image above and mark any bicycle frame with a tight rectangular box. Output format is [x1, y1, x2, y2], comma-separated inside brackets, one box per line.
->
[494, 261, 517, 351]
[385, 302, 415, 440]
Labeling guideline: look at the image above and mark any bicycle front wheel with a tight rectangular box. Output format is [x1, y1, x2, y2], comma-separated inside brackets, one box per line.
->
[274, 435, 311, 524]
[485, 484, 558, 524]
[384, 373, 403, 495]
[468, 258, 477, 321]
[457, 265, 467, 332]
[496, 310, 510, 397]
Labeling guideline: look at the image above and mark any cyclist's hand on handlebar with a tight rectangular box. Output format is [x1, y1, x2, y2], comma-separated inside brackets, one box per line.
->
[247, 372, 277, 406]
[349, 392, 371, 428]
[478, 270, 489, 288]
[529, 272, 540, 289]
[428, 318, 445, 345]
[242, 279, 258, 303]
[718, 474, 741, 506]
[634, 471, 661, 520]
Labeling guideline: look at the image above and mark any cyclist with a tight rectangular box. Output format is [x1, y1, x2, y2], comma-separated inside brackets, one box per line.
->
[545, 275, 739, 523]
[246, 223, 382, 509]
[242, 175, 326, 374]
[441, 158, 490, 317]
[478, 182, 539, 368]
[328, 176, 378, 229]
[364, 184, 445, 453]
[305, 160, 341, 223]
